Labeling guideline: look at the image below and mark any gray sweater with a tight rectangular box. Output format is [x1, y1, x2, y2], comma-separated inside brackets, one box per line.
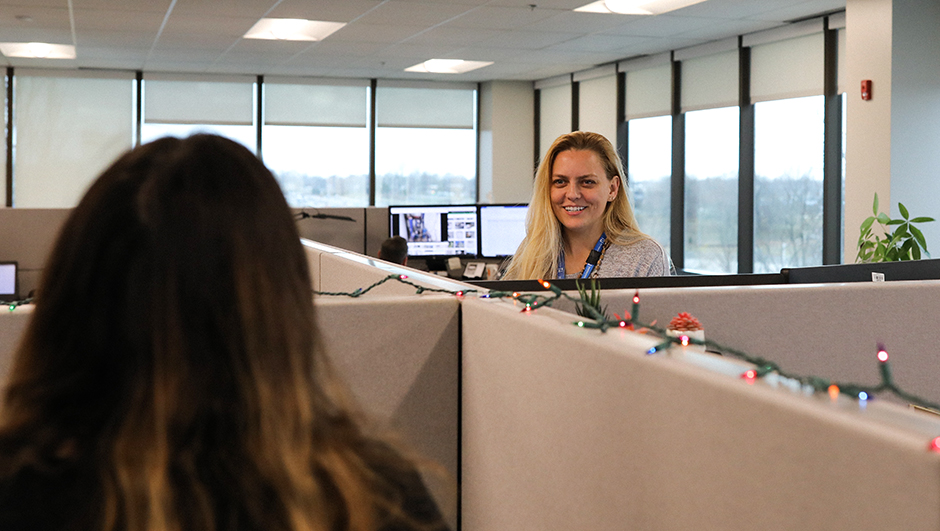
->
[564, 238, 672, 278]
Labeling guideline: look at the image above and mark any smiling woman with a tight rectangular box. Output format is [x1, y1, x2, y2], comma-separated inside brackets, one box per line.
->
[502, 131, 672, 280]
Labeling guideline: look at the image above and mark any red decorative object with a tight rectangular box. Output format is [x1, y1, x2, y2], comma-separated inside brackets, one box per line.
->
[668, 312, 703, 331]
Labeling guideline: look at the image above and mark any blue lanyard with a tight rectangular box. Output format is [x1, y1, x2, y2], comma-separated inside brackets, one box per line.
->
[557, 232, 607, 279]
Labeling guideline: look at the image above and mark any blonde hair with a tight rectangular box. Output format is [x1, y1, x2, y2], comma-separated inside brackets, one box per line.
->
[503, 131, 649, 280]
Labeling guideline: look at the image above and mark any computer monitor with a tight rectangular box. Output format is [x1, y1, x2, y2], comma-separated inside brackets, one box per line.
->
[479, 204, 528, 258]
[389, 205, 478, 257]
[0, 261, 17, 300]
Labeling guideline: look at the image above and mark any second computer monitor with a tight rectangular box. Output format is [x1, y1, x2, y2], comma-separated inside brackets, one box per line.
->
[478, 203, 528, 258]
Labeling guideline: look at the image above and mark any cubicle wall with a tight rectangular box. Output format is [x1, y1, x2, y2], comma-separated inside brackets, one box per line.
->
[0, 208, 71, 297]
[7, 238, 940, 530]
[543, 281, 940, 406]
[461, 296, 940, 530]
[0, 285, 462, 528]
[0, 208, 390, 298]
[315, 295, 460, 528]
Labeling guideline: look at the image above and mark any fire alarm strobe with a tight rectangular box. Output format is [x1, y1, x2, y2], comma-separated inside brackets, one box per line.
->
[861, 79, 873, 100]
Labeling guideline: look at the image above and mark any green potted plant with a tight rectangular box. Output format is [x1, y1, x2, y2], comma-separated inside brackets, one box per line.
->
[856, 193, 935, 263]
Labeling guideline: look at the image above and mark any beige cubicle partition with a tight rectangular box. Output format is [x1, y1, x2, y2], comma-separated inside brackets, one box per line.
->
[315, 295, 460, 527]
[543, 281, 940, 407]
[461, 296, 940, 530]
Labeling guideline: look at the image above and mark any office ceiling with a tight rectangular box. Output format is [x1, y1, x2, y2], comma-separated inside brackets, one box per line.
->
[0, 0, 845, 82]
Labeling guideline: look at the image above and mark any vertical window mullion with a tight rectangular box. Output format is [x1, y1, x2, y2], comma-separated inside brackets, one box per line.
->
[256, 75, 263, 159]
[533, 88, 541, 170]
[738, 43, 755, 274]
[571, 80, 579, 132]
[5, 67, 12, 207]
[823, 22, 843, 264]
[670, 57, 685, 270]
[369, 79, 377, 207]
[616, 71, 627, 165]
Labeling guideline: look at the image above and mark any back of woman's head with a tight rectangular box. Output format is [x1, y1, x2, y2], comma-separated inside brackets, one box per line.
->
[0, 135, 376, 531]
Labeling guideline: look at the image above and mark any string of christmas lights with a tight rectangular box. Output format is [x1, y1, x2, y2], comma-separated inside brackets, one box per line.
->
[4, 298, 32, 312]
[10, 274, 940, 449]
[312, 274, 478, 298]
[317, 276, 940, 423]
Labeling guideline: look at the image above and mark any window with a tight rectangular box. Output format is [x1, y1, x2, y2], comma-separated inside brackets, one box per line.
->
[753, 96, 825, 272]
[13, 70, 134, 207]
[627, 115, 672, 253]
[375, 84, 477, 206]
[263, 80, 369, 207]
[684, 106, 739, 274]
[141, 75, 256, 151]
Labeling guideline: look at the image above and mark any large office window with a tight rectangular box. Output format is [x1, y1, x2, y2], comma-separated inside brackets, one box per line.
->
[375, 83, 477, 206]
[263, 79, 369, 207]
[141, 74, 256, 151]
[13, 70, 134, 207]
[627, 115, 672, 252]
[684, 106, 739, 273]
[753, 95, 825, 272]
[624, 58, 673, 253]
[748, 28, 826, 272]
[678, 45, 739, 274]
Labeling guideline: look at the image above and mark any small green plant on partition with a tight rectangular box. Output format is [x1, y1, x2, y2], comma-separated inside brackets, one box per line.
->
[856, 193, 934, 263]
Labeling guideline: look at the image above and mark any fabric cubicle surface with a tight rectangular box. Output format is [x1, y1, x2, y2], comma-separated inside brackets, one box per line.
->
[544, 281, 940, 407]
[315, 295, 459, 529]
[461, 296, 940, 530]
[302, 238, 479, 296]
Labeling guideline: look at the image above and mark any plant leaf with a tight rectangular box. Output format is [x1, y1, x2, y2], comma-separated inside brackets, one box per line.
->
[873, 193, 879, 215]
[911, 217, 935, 223]
[877, 212, 891, 224]
[885, 219, 904, 226]
[899, 202, 909, 220]
[913, 244, 922, 260]
[911, 225, 927, 249]
[860, 216, 875, 232]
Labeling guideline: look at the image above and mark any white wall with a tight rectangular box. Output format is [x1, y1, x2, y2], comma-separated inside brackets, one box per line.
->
[843, 0, 893, 262]
[479, 80, 535, 204]
[889, 0, 940, 257]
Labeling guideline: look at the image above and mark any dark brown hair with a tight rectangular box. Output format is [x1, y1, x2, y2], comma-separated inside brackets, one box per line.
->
[0, 135, 421, 531]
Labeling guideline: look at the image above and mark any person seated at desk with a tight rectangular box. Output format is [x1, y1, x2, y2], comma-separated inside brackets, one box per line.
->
[0, 134, 448, 531]
[502, 131, 672, 280]
[379, 236, 409, 266]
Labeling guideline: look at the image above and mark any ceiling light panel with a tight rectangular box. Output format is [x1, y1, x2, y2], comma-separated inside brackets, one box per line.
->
[575, 0, 708, 15]
[243, 18, 346, 41]
[405, 59, 493, 74]
[0, 42, 76, 59]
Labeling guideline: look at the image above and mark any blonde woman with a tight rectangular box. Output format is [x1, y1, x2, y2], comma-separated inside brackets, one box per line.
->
[0, 135, 448, 531]
[503, 131, 671, 280]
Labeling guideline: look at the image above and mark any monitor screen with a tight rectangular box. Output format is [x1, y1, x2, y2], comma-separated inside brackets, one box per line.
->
[479, 204, 528, 258]
[389, 205, 478, 257]
[0, 262, 16, 299]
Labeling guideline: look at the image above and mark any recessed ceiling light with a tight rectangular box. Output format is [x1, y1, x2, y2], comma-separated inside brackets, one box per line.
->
[243, 18, 345, 41]
[575, 0, 707, 15]
[405, 59, 493, 74]
[0, 42, 75, 59]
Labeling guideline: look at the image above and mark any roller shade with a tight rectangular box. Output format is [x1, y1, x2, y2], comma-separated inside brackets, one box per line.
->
[376, 87, 474, 129]
[625, 64, 672, 119]
[265, 83, 367, 127]
[539, 83, 572, 156]
[681, 50, 738, 112]
[144, 77, 254, 125]
[750, 32, 825, 103]
[578, 74, 617, 143]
